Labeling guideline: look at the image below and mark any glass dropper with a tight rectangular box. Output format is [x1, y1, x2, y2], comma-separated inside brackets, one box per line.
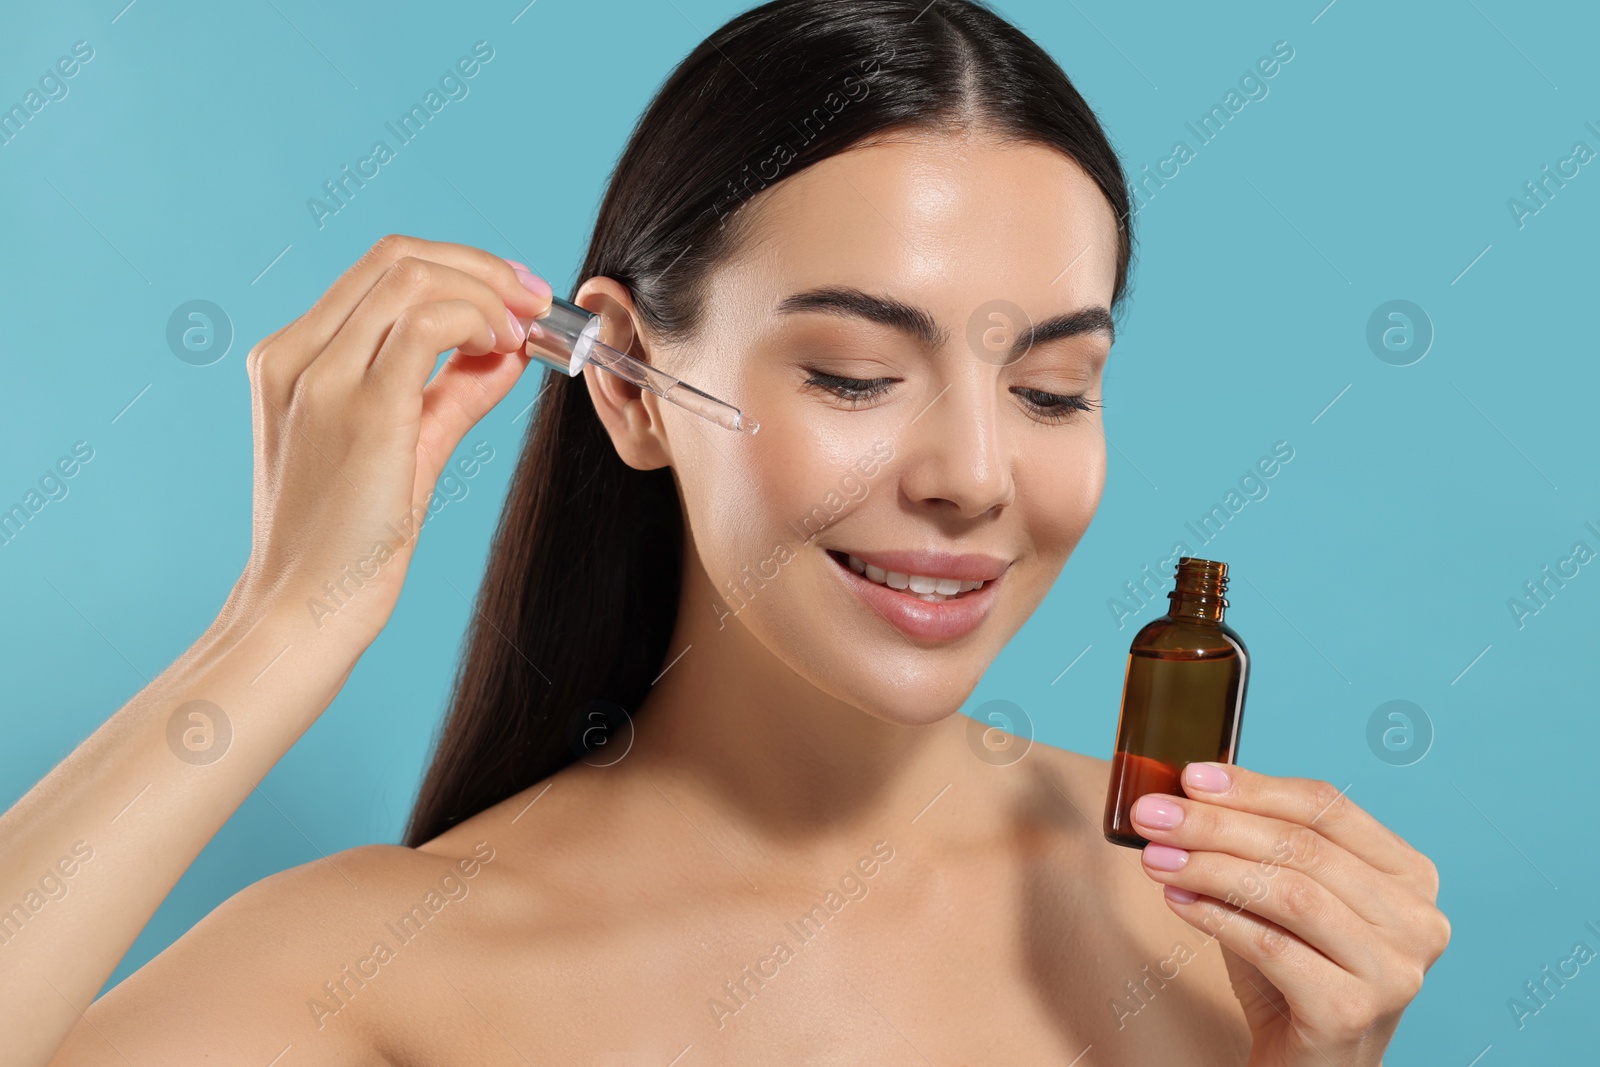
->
[515, 296, 760, 436]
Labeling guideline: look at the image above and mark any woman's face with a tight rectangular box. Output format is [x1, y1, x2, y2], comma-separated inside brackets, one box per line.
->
[613, 130, 1120, 725]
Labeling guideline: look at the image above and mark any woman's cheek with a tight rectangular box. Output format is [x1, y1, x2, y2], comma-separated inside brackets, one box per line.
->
[1026, 432, 1106, 556]
[682, 409, 834, 576]
[672, 427, 764, 576]
[754, 405, 879, 523]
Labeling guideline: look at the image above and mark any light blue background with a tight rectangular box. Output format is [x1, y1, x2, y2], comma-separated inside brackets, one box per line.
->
[2, 0, 1594, 1058]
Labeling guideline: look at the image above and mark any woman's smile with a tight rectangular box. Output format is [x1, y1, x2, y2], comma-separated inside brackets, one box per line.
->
[823, 545, 1007, 643]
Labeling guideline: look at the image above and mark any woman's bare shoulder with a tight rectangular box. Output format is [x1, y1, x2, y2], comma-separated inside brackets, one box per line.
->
[999, 736, 1161, 885]
[411, 759, 625, 882]
[979, 732, 1113, 834]
[74, 776, 631, 1067]
[54, 842, 466, 1066]
[1001, 739, 1251, 1050]
[1027, 737, 1112, 804]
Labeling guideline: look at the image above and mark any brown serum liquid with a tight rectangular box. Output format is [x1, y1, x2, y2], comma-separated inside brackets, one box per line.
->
[1103, 557, 1250, 849]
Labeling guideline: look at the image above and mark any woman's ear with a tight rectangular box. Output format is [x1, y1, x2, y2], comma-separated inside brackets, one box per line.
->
[571, 276, 673, 472]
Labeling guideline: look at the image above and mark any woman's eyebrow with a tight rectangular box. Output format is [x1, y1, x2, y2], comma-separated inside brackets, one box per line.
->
[776, 287, 948, 348]
[1021, 305, 1116, 351]
[774, 286, 1115, 357]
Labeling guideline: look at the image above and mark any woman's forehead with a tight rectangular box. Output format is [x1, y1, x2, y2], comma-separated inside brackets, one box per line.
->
[705, 134, 1120, 341]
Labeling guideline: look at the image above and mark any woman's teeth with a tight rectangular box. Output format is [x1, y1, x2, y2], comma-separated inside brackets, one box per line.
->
[845, 553, 986, 602]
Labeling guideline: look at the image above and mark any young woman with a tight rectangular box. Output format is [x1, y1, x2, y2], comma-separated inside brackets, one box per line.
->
[6, 1, 1448, 1063]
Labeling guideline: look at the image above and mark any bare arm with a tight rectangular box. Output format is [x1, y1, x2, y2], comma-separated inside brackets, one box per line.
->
[0, 234, 554, 1067]
[47, 842, 453, 1066]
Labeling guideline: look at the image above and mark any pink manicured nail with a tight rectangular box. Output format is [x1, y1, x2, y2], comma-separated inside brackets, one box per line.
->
[1133, 795, 1183, 830]
[502, 258, 530, 271]
[1184, 762, 1232, 793]
[512, 266, 553, 299]
[1164, 885, 1199, 905]
[1143, 844, 1189, 871]
[504, 308, 527, 346]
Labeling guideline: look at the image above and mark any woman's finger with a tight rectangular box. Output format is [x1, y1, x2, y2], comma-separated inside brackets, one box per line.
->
[1161, 888, 1391, 1044]
[414, 347, 531, 487]
[313, 257, 536, 389]
[1177, 761, 1436, 897]
[363, 299, 503, 411]
[262, 233, 551, 385]
[1140, 841, 1381, 978]
[1129, 789, 1417, 936]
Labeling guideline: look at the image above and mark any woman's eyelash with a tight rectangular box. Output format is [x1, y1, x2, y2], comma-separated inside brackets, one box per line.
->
[801, 370, 1100, 424]
[1013, 386, 1102, 424]
[802, 370, 895, 404]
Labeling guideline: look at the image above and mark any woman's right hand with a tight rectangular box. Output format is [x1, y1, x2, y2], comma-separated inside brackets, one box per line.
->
[6, 237, 554, 1067]
[228, 234, 554, 652]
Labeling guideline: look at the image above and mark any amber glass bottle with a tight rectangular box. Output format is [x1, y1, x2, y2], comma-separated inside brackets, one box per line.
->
[1103, 557, 1249, 849]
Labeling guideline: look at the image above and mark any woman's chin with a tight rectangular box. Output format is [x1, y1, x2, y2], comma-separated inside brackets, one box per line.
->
[866, 700, 965, 729]
[825, 672, 978, 729]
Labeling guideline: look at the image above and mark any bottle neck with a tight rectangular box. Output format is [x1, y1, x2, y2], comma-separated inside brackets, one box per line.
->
[1168, 591, 1225, 622]
[1167, 557, 1228, 623]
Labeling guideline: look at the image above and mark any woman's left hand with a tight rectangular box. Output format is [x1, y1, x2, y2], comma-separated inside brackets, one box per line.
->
[1130, 762, 1451, 1067]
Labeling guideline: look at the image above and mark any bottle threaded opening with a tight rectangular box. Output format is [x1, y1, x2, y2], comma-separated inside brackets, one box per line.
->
[1170, 557, 1228, 605]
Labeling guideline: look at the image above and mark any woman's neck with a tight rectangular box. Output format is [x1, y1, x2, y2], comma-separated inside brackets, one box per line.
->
[624, 562, 993, 852]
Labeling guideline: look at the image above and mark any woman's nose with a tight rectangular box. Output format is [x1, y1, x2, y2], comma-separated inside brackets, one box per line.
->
[896, 382, 1015, 518]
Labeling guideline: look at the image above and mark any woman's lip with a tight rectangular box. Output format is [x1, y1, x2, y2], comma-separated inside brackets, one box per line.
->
[825, 549, 1000, 643]
[832, 548, 1010, 583]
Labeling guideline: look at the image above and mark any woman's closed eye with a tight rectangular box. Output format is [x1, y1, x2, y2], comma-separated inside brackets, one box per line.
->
[802, 369, 897, 404]
[801, 369, 1101, 425]
[1013, 386, 1102, 424]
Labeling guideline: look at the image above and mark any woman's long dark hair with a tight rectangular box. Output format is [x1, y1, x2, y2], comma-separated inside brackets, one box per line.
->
[403, 0, 1135, 846]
